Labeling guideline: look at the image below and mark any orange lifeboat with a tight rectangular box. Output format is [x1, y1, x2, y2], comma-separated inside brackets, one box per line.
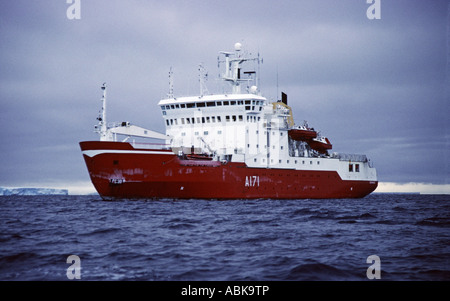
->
[288, 124, 317, 141]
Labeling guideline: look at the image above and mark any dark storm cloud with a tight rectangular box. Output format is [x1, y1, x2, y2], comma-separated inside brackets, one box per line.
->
[0, 0, 448, 192]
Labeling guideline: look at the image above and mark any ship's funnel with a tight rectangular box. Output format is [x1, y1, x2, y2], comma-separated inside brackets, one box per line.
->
[282, 92, 287, 105]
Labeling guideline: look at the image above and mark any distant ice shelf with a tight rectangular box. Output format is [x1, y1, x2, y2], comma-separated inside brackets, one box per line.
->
[0, 187, 69, 196]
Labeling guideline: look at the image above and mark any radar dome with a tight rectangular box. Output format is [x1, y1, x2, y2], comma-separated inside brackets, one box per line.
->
[234, 42, 242, 51]
[250, 86, 258, 94]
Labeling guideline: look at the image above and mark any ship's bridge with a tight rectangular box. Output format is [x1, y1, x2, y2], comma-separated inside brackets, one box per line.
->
[158, 93, 266, 110]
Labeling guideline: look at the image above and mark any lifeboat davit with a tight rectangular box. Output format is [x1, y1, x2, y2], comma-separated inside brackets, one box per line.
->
[308, 137, 332, 154]
[288, 125, 317, 141]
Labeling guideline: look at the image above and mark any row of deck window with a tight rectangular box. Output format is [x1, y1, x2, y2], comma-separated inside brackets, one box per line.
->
[166, 115, 261, 126]
[253, 158, 321, 165]
[161, 99, 264, 111]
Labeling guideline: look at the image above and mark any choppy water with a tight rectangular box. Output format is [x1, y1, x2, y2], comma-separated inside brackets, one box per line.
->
[0, 194, 449, 281]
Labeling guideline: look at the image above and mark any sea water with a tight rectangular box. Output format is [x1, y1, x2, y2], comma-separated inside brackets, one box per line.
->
[0, 194, 449, 281]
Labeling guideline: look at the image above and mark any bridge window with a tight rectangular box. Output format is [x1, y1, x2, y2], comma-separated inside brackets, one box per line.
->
[349, 164, 353, 172]
[355, 164, 360, 172]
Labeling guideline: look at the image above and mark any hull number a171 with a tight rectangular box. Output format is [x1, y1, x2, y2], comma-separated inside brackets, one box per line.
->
[245, 176, 260, 187]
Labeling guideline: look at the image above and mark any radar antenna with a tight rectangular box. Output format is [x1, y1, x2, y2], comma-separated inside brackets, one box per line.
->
[217, 43, 262, 94]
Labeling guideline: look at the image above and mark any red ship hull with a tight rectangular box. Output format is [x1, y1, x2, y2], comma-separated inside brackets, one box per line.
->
[80, 141, 377, 200]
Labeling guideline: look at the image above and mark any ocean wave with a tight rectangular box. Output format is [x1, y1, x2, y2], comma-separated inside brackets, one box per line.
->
[286, 262, 359, 281]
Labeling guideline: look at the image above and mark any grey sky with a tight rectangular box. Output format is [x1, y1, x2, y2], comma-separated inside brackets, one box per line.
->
[0, 0, 448, 193]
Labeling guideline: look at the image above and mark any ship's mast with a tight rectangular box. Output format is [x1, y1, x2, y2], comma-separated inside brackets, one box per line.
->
[168, 67, 174, 99]
[199, 63, 209, 96]
[219, 43, 261, 94]
[96, 83, 109, 141]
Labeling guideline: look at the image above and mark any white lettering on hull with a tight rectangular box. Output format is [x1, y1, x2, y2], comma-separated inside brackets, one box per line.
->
[245, 176, 260, 187]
